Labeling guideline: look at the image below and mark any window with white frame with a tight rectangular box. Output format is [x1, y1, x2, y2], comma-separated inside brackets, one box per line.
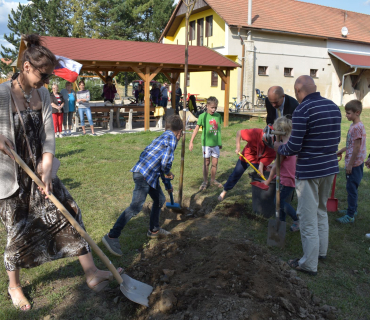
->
[258, 66, 268, 76]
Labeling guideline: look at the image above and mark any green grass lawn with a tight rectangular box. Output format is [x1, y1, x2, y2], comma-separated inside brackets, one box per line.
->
[0, 109, 369, 319]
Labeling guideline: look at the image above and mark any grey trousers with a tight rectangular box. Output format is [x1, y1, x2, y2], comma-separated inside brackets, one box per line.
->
[295, 175, 334, 272]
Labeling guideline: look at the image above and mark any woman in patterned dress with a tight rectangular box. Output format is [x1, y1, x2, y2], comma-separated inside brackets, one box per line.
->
[0, 34, 122, 311]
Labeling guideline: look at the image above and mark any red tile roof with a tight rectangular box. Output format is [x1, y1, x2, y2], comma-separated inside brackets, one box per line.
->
[41, 36, 239, 69]
[1, 58, 12, 65]
[329, 51, 370, 69]
[162, 0, 370, 44]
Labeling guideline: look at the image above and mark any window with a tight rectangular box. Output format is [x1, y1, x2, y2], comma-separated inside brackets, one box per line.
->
[284, 68, 293, 77]
[189, 21, 195, 41]
[205, 16, 213, 37]
[197, 18, 204, 46]
[211, 71, 218, 87]
[187, 73, 190, 87]
[310, 69, 318, 78]
[258, 66, 268, 76]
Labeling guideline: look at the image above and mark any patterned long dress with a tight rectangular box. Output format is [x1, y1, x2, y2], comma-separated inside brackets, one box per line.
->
[0, 109, 90, 271]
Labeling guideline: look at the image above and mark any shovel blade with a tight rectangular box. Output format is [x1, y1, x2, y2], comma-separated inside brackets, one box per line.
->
[120, 274, 153, 307]
[326, 198, 338, 212]
[267, 219, 286, 247]
[250, 181, 269, 191]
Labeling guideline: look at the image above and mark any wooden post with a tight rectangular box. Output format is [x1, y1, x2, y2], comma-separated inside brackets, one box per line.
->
[179, 0, 197, 207]
[144, 66, 150, 131]
[224, 69, 230, 127]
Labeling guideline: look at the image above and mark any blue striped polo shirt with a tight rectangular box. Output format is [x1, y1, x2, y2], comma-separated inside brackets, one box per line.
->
[278, 92, 341, 180]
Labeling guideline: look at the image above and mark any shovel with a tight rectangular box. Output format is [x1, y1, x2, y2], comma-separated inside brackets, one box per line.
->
[11, 150, 153, 307]
[267, 148, 286, 247]
[238, 152, 269, 191]
[327, 155, 342, 212]
[164, 178, 181, 210]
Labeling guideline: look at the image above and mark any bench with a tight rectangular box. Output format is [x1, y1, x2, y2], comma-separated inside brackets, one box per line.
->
[123, 109, 163, 130]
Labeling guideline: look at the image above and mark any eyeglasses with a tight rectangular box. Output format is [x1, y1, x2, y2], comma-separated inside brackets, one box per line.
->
[28, 61, 54, 82]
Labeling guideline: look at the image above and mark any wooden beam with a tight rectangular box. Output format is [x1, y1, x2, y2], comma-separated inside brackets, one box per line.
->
[215, 70, 227, 84]
[148, 67, 162, 82]
[93, 71, 106, 83]
[131, 65, 146, 81]
[144, 66, 150, 131]
[223, 69, 230, 128]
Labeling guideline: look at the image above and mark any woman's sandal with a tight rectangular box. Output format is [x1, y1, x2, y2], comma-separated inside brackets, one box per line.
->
[8, 286, 31, 311]
[87, 267, 124, 292]
[199, 182, 208, 191]
[288, 258, 317, 276]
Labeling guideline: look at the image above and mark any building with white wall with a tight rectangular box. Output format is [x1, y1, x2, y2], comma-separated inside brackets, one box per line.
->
[161, 0, 370, 107]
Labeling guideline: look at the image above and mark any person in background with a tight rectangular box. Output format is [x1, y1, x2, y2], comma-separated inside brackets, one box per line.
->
[336, 100, 366, 223]
[265, 86, 298, 125]
[102, 76, 117, 103]
[175, 82, 182, 115]
[60, 81, 76, 136]
[158, 83, 163, 106]
[0, 34, 121, 312]
[76, 80, 96, 136]
[160, 83, 169, 108]
[135, 83, 144, 103]
[150, 83, 160, 106]
[189, 96, 223, 190]
[275, 75, 341, 276]
[50, 83, 64, 138]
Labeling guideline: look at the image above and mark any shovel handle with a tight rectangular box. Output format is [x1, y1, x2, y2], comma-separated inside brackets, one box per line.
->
[11, 150, 124, 285]
[238, 152, 266, 180]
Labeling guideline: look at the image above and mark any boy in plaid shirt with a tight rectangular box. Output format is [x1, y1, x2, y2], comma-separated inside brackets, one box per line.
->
[102, 115, 183, 256]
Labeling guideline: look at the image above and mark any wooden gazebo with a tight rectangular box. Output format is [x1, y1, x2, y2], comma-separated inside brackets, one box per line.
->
[17, 36, 240, 130]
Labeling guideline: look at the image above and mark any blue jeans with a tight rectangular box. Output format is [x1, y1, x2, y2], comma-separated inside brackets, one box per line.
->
[109, 172, 166, 237]
[78, 107, 94, 126]
[223, 159, 258, 191]
[275, 184, 298, 222]
[161, 97, 168, 108]
[346, 163, 364, 218]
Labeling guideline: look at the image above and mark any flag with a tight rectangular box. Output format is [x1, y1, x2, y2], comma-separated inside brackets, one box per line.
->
[53, 55, 82, 82]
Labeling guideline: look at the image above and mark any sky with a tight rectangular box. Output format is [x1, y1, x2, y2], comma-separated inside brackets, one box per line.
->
[1, 0, 370, 52]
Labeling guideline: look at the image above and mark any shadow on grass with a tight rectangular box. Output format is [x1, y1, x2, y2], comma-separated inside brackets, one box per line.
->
[61, 178, 82, 190]
[56, 148, 86, 158]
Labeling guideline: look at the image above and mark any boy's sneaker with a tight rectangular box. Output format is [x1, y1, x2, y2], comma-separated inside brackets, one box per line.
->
[147, 228, 171, 238]
[55, 133, 59, 138]
[338, 209, 357, 216]
[290, 220, 300, 232]
[336, 215, 354, 224]
[102, 234, 123, 256]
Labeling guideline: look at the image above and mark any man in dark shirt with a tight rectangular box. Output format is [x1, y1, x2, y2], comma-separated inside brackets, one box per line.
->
[274, 76, 341, 276]
[265, 86, 299, 125]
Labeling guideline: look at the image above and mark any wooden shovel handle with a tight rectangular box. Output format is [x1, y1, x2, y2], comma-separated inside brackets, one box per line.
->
[11, 150, 123, 285]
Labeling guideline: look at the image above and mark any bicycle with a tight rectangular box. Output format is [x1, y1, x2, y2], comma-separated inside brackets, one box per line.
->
[229, 95, 251, 113]
[255, 89, 266, 107]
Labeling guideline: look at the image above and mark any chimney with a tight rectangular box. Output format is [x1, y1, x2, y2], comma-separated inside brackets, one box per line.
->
[248, 0, 252, 25]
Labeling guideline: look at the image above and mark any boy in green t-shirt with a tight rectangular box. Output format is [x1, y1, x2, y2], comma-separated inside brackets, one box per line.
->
[189, 96, 223, 190]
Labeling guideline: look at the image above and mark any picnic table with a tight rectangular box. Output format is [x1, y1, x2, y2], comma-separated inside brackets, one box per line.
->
[121, 104, 161, 130]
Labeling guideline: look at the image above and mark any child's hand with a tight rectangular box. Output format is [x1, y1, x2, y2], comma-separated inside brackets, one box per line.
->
[189, 142, 193, 151]
[165, 172, 174, 179]
[366, 157, 370, 168]
[167, 188, 173, 194]
[235, 148, 240, 155]
[262, 180, 270, 186]
[346, 164, 352, 175]
[336, 150, 343, 156]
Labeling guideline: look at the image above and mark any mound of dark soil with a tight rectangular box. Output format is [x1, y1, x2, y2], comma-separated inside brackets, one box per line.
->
[122, 232, 338, 320]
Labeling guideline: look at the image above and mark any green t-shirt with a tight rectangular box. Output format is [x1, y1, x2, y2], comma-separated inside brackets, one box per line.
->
[197, 112, 222, 147]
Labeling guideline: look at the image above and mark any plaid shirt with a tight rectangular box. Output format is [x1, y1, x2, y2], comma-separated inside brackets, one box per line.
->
[131, 130, 178, 188]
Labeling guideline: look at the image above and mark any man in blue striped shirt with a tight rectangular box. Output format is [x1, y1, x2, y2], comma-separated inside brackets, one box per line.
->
[102, 115, 183, 257]
[274, 76, 341, 275]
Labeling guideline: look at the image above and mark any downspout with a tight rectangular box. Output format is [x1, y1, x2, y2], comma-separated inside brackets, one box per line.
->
[248, 0, 252, 26]
[340, 67, 357, 106]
